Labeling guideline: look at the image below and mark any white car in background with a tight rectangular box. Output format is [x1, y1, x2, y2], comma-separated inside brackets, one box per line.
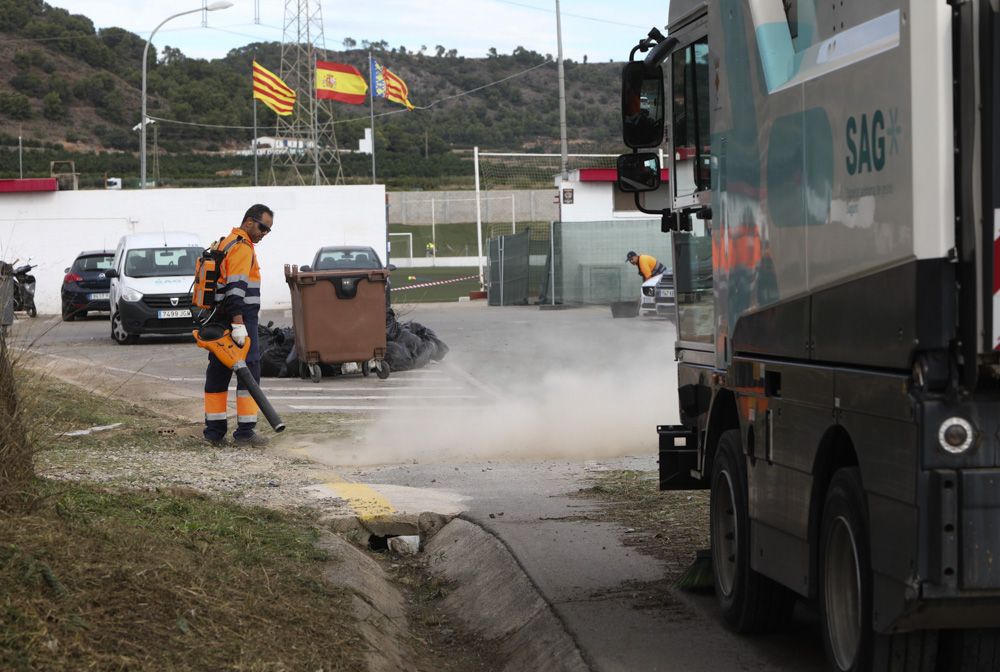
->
[640, 272, 663, 315]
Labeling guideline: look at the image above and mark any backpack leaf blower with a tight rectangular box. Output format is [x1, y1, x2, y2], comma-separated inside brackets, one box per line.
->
[193, 322, 286, 432]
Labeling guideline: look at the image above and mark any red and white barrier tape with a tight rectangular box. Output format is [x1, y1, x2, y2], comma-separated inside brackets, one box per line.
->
[391, 274, 480, 292]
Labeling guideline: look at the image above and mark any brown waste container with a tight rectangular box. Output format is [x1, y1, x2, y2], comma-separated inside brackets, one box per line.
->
[284, 264, 389, 383]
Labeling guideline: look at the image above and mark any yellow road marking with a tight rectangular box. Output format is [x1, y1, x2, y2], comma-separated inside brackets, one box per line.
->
[327, 482, 396, 519]
[288, 447, 396, 519]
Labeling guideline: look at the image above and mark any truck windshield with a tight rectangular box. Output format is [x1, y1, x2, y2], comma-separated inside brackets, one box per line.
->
[124, 247, 201, 278]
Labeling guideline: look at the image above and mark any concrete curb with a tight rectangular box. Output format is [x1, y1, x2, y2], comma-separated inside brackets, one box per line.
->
[316, 530, 412, 672]
[425, 518, 590, 672]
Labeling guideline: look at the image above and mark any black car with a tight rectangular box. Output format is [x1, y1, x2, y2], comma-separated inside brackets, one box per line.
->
[62, 250, 114, 321]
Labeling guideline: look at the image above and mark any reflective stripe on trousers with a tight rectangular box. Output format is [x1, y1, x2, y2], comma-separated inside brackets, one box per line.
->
[203, 316, 260, 441]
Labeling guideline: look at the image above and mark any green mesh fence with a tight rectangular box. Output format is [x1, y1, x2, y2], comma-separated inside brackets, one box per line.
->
[548, 220, 673, 305]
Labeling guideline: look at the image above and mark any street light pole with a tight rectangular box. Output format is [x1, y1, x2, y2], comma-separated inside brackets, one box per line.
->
[554, 0, 568, 181]
[141, 1, 232, 188]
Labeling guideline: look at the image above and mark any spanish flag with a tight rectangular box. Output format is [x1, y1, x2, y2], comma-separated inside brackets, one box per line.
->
[252, 60, 295, 116]
[315, 60, 368, 105]
[370, 57, 414, 110]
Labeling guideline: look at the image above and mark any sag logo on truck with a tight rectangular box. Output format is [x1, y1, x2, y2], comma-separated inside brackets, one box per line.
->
[845, 108, 901, 175]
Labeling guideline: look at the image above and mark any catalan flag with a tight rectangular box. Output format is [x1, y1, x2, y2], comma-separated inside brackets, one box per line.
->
[370, 57, 414, 110]
[252, 60, 295, 116]
[315, 60, 368, 104]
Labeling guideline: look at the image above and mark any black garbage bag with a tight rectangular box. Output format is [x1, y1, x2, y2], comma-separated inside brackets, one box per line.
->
[384, 309, 449, 372]
[258, 322, 296, 377]
[262, 311, 450, 376]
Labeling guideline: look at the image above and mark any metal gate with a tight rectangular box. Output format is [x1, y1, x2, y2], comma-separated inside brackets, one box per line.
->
[486, 231, 530, 306]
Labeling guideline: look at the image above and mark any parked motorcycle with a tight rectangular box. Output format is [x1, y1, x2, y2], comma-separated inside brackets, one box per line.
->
[10, 259, 37, 318]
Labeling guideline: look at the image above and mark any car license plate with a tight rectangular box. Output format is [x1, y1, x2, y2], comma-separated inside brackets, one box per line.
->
[88, 292, 109, 300]
[658, 289, 675, 298]
[157, 309, 192, 319]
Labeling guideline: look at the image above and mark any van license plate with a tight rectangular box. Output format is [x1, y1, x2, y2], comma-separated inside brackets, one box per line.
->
[658, 289, 675, 298]
[158, 309, 192, 319]
[88, 293, 109, 300]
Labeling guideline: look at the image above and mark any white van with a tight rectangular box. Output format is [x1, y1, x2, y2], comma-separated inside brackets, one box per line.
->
[105, 232, 202, 344]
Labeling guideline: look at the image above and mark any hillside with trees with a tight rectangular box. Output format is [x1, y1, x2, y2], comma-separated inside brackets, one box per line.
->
[0, 0, 625, 188]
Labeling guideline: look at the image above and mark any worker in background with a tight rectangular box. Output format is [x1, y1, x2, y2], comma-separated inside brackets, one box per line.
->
[204, 204, 273, 447]
[626, 250, 665, 281]
[425, 241, 436, 257]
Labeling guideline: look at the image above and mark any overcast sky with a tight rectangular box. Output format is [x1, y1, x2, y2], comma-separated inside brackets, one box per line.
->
[41, 0, 670, 63]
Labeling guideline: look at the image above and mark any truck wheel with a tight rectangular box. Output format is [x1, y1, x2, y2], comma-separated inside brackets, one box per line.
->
[820, 467, 939, 672]
[110, 311, 138, 345]
[711, 429, 795, 633]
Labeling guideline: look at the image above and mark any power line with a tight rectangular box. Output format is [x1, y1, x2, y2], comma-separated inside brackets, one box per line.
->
[487, 0, 651, 30]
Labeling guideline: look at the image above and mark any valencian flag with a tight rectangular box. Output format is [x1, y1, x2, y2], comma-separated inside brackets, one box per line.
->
[370, 57, 415, 110]
[315, 60, 368, 104]
[252, 61, 295, 116]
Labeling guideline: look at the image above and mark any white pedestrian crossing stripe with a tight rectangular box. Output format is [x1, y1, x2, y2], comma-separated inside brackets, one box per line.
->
[257, 363, 490, 414]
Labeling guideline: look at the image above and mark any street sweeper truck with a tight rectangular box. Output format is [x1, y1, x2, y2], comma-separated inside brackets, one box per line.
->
[616, 1, 1000, 670]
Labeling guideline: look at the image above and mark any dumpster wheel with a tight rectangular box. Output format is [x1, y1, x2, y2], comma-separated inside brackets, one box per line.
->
[308, 363, 322, 383]
[376, 360, 390, 380]
[362, 361, 371, 377]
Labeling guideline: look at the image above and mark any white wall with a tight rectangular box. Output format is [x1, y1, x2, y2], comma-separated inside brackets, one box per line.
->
[0, 184, 386, 314]
[556, 179, 670, 223]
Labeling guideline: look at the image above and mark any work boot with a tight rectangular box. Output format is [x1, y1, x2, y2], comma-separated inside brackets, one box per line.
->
[233, 433, 269, 448]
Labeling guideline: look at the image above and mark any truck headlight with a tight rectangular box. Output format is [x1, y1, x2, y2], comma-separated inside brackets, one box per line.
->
[938, 417, 975, 454]
[121, 288, 144, 302]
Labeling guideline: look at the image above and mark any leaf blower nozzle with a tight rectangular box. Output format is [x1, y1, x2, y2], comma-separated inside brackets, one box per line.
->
[193, 324, 286, 433]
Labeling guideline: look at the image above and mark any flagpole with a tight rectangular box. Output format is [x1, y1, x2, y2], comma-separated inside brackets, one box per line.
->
[253, 98, 258, 187]
[369, 50, 376, 185]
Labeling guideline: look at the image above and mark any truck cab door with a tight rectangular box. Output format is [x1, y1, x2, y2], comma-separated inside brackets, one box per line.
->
[664, 27, 716, 351]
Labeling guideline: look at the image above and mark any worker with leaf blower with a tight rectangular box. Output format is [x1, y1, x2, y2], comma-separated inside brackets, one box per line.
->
[194, 204, 281, 446]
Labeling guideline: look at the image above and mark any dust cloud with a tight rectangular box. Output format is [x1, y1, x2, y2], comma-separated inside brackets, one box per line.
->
[327, 311, 682, 466]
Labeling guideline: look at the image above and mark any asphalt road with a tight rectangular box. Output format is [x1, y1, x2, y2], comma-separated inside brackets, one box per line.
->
[9, 303, 828, 672]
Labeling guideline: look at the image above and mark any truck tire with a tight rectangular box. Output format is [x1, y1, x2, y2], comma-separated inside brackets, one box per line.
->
[937, 629, 1000, 672]
[710, 429, 796, 633]
[820, 467, 939, 672]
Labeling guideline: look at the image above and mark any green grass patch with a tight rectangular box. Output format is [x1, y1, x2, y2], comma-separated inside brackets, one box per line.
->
[0, 481, 362, 671]
[390, 266, 481, 303]
[390, 222, 480, 258]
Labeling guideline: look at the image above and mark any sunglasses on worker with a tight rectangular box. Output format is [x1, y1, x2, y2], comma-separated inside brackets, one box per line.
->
[251, 217, 271, 234]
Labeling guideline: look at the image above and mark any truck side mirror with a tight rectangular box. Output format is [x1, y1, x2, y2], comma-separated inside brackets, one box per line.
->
[617, 152, 661, 192]
[621, 61, 665, 149]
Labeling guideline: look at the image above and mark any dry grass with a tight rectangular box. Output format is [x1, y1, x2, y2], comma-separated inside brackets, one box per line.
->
[0, 338, 34, 511]
[0, 353, 368, 671]
[576, 470, 710, 583]
[1, 482, 364, 671]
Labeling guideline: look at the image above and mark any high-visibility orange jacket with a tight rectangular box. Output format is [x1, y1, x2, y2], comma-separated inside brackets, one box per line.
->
[216, 227, 261, 321]
[637, 254, 665, 280]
